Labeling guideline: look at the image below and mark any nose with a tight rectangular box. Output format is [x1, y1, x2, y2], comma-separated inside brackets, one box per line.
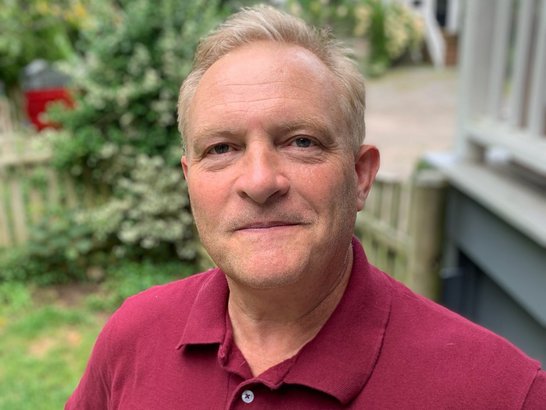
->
[234, 143, 289, 205]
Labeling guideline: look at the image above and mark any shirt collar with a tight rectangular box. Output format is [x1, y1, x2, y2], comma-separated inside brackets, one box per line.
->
[176, 269, 228, 348]
[283, 237, 393, 404]
[176, 237, 393, 405]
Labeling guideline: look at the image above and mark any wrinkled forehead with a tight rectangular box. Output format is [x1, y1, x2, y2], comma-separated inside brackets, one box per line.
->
[186, 41, 346, 138]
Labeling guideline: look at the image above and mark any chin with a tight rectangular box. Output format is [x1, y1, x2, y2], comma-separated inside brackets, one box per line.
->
[224, 260, 307, 290]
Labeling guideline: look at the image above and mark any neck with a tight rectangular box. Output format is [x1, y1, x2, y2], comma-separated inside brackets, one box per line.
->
[227, 246, 353, 376]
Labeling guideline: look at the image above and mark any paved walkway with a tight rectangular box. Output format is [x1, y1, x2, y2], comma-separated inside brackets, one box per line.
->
[364, 66, 459, 180]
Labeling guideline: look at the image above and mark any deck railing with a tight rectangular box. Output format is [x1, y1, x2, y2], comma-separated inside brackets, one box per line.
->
[457, 0, 546, 176]
[431, 0, 546, 249]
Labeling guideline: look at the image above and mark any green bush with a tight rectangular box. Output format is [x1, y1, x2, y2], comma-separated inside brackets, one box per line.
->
[0, 248, 38, 283]
[0, 210, 108, 285]
[81, 150, 198, 261]
[49, 0, 223, 177]
[16, 0, 226, 283]
[0, 0, 92, 93]
[285, 0, 424, 76]
[0, 152, 198, 285]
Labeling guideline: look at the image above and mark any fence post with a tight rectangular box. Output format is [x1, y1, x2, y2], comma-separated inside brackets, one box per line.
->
[406, 169, 447, 300]
[0, 178, 11, 247]
[0, 136, 104, 250]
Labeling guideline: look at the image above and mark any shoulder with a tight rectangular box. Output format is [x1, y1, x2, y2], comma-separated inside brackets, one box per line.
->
[65, 269, 224, 409]
[389, 275, 532, 359]
[386, 273, 539, 368]
[377, 272, 542, 406]
[109, 268, 221, 334]
[119, 268, 219, 311]
[86, 268, 224, 377]
[523, 369, 546, 409]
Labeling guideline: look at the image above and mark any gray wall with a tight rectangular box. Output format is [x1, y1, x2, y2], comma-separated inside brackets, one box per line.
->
[442, 188, 546, 365]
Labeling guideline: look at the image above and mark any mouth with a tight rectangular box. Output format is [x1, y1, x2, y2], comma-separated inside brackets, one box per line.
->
[236, 221, 301, 231]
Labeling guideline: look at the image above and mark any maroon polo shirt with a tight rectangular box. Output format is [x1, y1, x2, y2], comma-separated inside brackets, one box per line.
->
[66, 238, 545, 409]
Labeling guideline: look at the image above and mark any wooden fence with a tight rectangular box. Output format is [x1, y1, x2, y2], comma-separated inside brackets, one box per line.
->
[0, 97, 15, 136]
[0, 136, 99, 248]
[357, 170, 447, 300]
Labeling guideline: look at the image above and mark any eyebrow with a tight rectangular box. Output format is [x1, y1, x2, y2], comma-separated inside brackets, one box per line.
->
[192, 127, 238, 142]
[272, 118, 337, 145]
[190, 117, 338, 150]
[186, 128, 238, 158]
[275, 118, 330, 133]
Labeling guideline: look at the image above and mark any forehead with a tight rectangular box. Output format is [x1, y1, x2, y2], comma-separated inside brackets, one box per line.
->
[187, 41, 342, 137]
[202, 41, 333, 87]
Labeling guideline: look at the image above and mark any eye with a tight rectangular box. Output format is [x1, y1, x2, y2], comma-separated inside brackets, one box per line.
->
[207, 143, 231, 155]
[291, 137, 314, 148]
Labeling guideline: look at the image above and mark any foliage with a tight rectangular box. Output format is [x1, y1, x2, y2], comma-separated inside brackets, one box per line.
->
[49, 0, 223, 175]
[0, 247, 39, 283]
[19, 0, 225, 281]
[285, 0, 425, 76]
[77, 149, 198, 266]
[363, 0, 424, 76]
[0, 151, 198, 285]
[0, 0, 92, 92]
[0, 212, 105, 285]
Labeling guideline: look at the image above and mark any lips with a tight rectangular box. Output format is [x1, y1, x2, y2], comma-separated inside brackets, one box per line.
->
[227, 211, 310, 233]
[236, 221, 301, 230]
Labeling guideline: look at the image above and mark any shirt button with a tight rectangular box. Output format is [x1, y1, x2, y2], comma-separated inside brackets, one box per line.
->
[241, 390, 254, 404]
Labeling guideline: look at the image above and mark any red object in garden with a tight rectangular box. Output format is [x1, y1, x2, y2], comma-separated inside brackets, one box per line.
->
[24, 87, 74, 131]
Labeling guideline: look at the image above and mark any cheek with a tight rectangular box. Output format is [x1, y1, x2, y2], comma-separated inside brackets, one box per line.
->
[300, 167, 357, 214]
[188, 166, 230, 196]
[330, 166, 359, 213]
[324, 162, 357, 195]
[187, 179, 223, 218]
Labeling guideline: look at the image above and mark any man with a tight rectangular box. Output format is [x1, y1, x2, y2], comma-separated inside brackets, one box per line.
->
[67, 6, 545, 409]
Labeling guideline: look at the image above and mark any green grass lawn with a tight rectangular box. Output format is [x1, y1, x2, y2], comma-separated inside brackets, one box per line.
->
[0, 283, 105, 409]
[0, 261, 194, 410]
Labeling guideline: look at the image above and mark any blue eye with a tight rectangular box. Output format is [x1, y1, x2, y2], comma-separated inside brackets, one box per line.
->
[293, 137, 313, 148]
[209, 144, 231, 155]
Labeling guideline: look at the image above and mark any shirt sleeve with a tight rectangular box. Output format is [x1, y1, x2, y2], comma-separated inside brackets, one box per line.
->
[522, 368, 546, 409]
[65, 314, 116, 409]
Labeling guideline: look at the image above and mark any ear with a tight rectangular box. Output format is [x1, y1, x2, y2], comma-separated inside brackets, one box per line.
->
[181, 155, 189, 180]
[354, 144, 380, 211]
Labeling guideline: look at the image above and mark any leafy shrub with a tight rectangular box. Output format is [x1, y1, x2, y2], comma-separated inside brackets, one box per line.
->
[49, 0, 223, 178]
[0, 151, 198, 285]
[0, 0, 92, 92]
[285, 0, 424, 76]
[81, 150, 198, 261]
[18, 0, 226, 282]
[0, 248, 40, 283]
[362, 0, 424, 75]
[0, 211, 108, 285]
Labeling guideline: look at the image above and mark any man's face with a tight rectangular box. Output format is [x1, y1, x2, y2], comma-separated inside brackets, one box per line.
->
[182, 41, 378, 290]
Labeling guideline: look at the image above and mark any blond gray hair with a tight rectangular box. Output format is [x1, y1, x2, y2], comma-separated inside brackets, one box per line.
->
[178, 5, 366, 152]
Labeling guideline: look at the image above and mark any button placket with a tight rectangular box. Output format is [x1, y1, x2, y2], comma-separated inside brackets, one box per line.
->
[241, 389, 254, 404]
